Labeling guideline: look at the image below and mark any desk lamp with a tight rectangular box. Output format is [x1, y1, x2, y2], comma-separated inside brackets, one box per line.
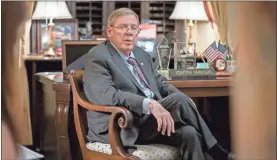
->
[170, 2, 208, 53]
[32, 2, 72, 56]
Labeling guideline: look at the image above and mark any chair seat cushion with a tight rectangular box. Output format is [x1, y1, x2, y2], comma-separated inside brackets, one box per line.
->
[86, 142, 179, 160]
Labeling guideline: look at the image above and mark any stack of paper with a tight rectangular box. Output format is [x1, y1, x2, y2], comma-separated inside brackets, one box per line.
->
[19, 145, 44, 160]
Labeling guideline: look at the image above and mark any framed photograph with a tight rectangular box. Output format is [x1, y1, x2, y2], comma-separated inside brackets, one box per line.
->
[35, 19, 78, 54]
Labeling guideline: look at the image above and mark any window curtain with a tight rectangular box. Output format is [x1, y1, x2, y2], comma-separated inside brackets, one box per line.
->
[203, 2, 214, 29]
[15, 1, 35, 145]
[21, 2, 35, 58]
[203, 1, 228, 45]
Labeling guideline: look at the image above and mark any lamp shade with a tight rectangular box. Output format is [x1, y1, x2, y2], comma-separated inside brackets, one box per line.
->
[32, 2, 72, 19]
[169, 2, 208, 21]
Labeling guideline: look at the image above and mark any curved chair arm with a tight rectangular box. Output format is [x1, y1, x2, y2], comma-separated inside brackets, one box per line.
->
[68, 71, 137, 159]
[78, 97, 134, 157]
[78, 97, 134, 129]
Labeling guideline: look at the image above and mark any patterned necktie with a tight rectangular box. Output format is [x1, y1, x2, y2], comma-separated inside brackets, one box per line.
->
[127, 57, 153, 91]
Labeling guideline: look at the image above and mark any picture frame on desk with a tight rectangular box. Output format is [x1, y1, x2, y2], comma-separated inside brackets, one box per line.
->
[31, 19, 79, 54]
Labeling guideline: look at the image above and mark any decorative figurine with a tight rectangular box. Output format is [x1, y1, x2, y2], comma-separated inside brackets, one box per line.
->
[78, 21, 93, 39]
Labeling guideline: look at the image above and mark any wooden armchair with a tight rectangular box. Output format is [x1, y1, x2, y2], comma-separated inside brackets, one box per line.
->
[68, 70, 179, 160]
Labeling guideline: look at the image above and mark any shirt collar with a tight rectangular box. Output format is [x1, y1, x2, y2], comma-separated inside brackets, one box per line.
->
[110, 41, 135, 62]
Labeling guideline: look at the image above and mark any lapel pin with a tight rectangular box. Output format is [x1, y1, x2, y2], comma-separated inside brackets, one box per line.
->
[140, 62, 144, 66]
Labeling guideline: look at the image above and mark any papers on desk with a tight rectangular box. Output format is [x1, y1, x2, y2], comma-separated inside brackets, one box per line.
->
[19, 145, 44, 160]
[197, 63, 210, 69]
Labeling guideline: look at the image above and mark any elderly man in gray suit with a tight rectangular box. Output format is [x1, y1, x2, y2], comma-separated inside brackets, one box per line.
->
[83, 8, 233, 160]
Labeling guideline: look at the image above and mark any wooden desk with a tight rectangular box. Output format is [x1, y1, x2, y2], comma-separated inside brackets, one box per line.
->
[35, 72, 231, 160]
[25, 56, 62, 150]
[25, 55, 62, 110]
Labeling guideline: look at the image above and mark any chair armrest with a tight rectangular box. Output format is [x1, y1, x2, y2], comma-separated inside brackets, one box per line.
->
[78, 97, 133, 129]
[77, 96, 134, 157]
[68, 71, 135, 158]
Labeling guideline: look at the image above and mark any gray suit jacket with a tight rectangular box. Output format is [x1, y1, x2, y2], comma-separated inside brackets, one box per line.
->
[82, 41, 179, 147]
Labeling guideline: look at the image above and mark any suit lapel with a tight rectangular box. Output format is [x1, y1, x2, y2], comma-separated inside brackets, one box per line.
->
[106, 42, 145, 92]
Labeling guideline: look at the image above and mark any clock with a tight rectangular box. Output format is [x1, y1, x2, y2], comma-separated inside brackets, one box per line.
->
[212, 58, 227, 71]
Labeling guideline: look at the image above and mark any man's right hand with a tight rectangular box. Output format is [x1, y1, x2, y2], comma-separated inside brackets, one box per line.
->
[149, 100, 175, 136]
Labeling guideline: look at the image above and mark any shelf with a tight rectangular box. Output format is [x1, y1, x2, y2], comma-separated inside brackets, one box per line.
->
[150, 2, 163, 5]
[150, 7, 164, 10]
[75, 6, 90, 10]
[148, 1, 175, 36]
[115, 1, 129, 8]
[76, 2, 90, 6]
[148, 20, 163, 24]
[74, 1, 175, 38]
[75, 1, 104, 37]
[77, 14, 90, 18]
[150, 16, 164, 20]
[78, 21, 103, 25]
[166, 23, 175, 25]
[114, 2, 141, 21]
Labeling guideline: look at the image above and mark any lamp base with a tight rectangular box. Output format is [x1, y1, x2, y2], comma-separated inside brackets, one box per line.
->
[44, 47, 56, 57]
[44, 17, 56, 57]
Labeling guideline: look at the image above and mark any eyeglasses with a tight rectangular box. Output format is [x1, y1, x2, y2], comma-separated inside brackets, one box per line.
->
[111, 24, 141, 34]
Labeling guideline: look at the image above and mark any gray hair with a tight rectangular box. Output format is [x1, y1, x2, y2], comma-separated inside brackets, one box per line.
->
[107, 8, 139, 25]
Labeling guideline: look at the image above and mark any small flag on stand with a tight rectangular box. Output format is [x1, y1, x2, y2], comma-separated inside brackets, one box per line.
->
[203, 41, 229, 63]
[218, 42, 229, 59]
[202, 41, 219, 62]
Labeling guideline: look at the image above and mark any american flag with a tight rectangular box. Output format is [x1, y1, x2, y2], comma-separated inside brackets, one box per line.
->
[218, 42, 229, 59]
[203, 41, 219, 62]
[203, 41, 229, 62]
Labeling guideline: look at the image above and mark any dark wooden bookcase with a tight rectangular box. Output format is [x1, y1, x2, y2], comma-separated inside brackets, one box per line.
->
[67, 1, 176, 38]
[148, 1, 175, 37]
[75, 1, 104, 35]
[114, 1, 141, 22]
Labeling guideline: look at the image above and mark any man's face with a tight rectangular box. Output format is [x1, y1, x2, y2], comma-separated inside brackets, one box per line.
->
[107, 15, 140, 55]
